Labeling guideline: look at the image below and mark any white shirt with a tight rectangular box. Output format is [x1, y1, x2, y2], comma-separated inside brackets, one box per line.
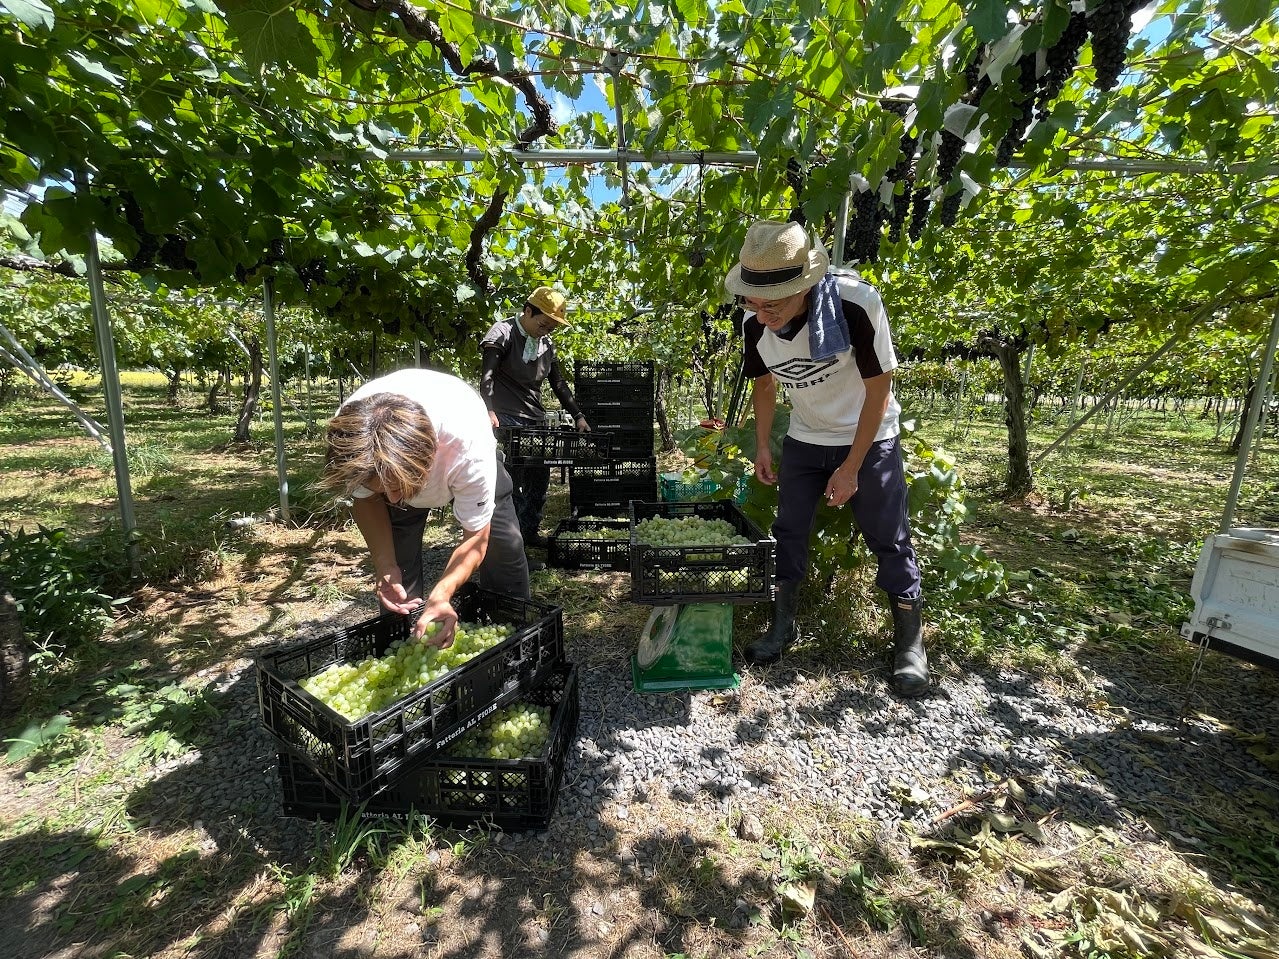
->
[343, 369, 497, 531]
[744, 273, 902, 446]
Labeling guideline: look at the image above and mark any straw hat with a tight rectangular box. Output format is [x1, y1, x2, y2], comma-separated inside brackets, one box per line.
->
[527, 286, 569, 326]
[724, 220, 829, 299]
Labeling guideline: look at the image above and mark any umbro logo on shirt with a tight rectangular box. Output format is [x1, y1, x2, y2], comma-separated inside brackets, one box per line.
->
[769, 356, 839, 389]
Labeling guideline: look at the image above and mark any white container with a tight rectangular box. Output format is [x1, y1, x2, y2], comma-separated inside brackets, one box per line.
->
[1181, 528, 1279, 669]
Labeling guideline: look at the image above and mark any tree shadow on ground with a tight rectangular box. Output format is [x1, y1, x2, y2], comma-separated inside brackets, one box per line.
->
[742, 630, 1279, 919]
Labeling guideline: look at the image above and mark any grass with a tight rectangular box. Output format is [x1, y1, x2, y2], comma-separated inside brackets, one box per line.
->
[2, 376, 1278, 958]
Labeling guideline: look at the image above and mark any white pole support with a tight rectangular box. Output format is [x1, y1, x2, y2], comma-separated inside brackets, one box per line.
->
[85, 227, 139, 576]
[1220, 306, 1279, 533]
[263, 278, 291, 524]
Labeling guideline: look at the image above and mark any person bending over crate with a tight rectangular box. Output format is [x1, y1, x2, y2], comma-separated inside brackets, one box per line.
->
[724, 220, 928, 697]
[479, 286, 590, 548]
[321, 368, 529, 647]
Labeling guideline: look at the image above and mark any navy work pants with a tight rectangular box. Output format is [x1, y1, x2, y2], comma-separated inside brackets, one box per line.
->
[497, 412, 551, 541]
[386, 451, 529, 600]
[774, 434, 920, 599]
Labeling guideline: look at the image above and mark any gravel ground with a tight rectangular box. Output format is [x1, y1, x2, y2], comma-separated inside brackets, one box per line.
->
[141, 605, 1279, 875]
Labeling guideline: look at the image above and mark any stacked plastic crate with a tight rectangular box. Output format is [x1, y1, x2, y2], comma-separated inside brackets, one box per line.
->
[257, 583, 578, 829]
[548, 361, 658, 570]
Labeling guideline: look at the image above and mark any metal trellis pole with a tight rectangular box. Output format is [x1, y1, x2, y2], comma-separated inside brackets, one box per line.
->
[832, 189, 851, 268]
[85, 228, 139, 575]
[263, 278, 291, 523]
[1035, 334, 1183, 465]
[603, 52, 630, 204]
[1219, 305, 1279, 533]
[303, 342, 315, 433]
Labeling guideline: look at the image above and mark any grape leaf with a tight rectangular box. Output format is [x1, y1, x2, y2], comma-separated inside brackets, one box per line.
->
[1, 0, 55, 29]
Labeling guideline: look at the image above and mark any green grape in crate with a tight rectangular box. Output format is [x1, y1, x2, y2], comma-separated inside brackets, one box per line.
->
[298, 621, 514, 721]
[449, 703, 552, 759]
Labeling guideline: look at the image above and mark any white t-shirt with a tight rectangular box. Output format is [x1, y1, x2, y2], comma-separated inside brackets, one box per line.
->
[742, 273, 902, 446]
[343, 369, 497, 531]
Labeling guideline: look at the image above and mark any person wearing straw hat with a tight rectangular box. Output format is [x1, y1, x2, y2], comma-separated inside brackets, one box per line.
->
[480, 286, 591, 550]
[725, 219, 928, 697]
[320, 367, 529, 648]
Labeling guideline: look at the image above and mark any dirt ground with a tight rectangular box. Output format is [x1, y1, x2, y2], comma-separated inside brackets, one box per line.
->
[4, 505, 1279, 959]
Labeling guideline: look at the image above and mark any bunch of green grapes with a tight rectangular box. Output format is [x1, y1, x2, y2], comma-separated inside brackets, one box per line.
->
[572, 526, 629, 542]
[655, 568, 743, 589]
[448, 703, 552, 760]
[634, 515, 752, 547]
[300, 620, 514, 721]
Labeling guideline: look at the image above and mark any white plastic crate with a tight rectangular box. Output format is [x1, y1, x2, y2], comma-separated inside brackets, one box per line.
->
[1181, 528, 1279, 670]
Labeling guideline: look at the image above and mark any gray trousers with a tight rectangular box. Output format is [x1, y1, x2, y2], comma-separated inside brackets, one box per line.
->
[386, 453, 530, 601]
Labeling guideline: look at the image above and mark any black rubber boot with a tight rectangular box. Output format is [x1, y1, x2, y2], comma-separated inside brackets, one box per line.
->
[890, 595, 929, 697]
[745, 580, 800, 665]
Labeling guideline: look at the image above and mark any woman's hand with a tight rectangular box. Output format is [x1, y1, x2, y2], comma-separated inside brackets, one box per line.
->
[414, 597, 459, 647]
[375, 569, 415, 614]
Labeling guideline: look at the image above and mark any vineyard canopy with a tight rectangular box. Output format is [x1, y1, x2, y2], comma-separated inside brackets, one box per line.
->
[0, 0, 1276, 351]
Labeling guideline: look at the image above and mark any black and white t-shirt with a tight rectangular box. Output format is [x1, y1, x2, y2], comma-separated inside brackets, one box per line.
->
[742, 272, 902, 446]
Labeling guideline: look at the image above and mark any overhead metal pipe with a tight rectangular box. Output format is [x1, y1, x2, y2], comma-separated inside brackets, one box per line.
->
[380, 147, 1279, 177]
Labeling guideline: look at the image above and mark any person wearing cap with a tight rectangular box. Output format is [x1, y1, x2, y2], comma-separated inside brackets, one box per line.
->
[320, 368, 529, 647]
[480, 286, 590, 548]
[725, 219, 927, 696]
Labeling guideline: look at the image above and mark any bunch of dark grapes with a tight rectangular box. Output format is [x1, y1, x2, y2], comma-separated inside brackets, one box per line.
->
[963, 47, 985, 93]
[1036, 12, 1089, 119]
[908, 185, 932, 242]
[785, 156, 812, 224]
[785, 157, 806, 194]
[1088, 0, 1134, 91]
[844, 188, 883, 264]
[996, 54, 1040, 166]
[879, 98, 919, 243]
[935, 129, 966, 186]
[888, 162, 917, 243]
[939, 188, 964, 228]
[889, 139, 919, 243]
[962, 48, 992, 107]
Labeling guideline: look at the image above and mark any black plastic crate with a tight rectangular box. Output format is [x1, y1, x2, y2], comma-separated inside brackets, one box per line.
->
[593, 427, 653, 457]
[499, 427, 612, 467]
[257, 584, 564, 802]
[577, 382, 655, 408]
[279, 664, 579, 831]
[576, 396, 655, 411]
[569, 457, 658, 516]
[578, 404, 654, 432]
[629, 500, 776, 605]
[548, 517, 631, 571]
[574, 360, 654, 389]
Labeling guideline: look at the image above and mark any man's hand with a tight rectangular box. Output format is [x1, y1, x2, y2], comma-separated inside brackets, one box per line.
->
[575, 415, 590, 432]
[414, 596, 459, 647]
[375, 569, 416, 614]
[755, 447, 777, 485]
[489, 410, 499, 429]
[825, 466, 858, 507]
